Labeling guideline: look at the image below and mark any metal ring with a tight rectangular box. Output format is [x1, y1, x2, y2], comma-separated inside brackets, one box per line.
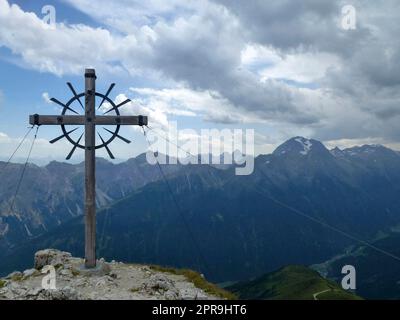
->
[60, 92, 120, 150]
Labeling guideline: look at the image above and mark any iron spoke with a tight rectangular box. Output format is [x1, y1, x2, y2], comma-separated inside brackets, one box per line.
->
[50, 97, 79, 115]
[103, 98, 131, 115]
[49, 127, 79, 144]
[98, 133, 115, 159]
[97, 83, 115, 110]
[103, 127, 131, 143]
[67, 82, 84, 110]
[66, 133, 83, 160]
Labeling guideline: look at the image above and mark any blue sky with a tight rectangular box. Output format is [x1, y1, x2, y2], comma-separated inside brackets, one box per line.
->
[1, 0, 400, 164]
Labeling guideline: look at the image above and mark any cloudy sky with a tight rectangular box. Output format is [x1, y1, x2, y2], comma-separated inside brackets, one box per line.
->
[0, 0, 399, 163]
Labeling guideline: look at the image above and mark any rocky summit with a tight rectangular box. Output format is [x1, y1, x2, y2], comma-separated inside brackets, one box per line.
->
[0, 249, 224, 300]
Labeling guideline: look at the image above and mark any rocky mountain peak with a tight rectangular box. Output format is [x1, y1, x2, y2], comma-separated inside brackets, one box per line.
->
[343, 144, 394, 156]
[330, 147, 345, 157]
[273, 136, 329, 158]
[0, 249, 226, 300]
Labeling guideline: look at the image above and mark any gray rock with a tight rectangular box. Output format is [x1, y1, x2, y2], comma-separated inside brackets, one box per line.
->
[10, 285, 28, 297]
[34, 249, 72, 270]
[0, 249, 221, 300]
[62, 286, 80, 300]
[6, 271, 22, 280]
[26, 287, 43, 298]
[142, 274, 175, 294]
[179, 287, 210, 300]
[75, 260, 111, 277]
[59, 269, 72, 277]
[180, 288, 200, 300]
[164, 290, 180, 300]
[41, 287, 81, 300]
[74, 278, 88, 287]
[95, 278, 107, 287]
[8, 281, 21, 290]
[23, 269, 38, 279]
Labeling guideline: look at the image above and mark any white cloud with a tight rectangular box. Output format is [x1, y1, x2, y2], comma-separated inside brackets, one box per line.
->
[1, 0, 400, 148]
[42, 92, 51, 104]
[261, 51, 341, 84]
[129, 87, 245, 125]
[240, 44, 341, 84]
[63, 0, 198, 33]
[0, 0, 143, 76]
[0, 131, 10, 141]
[0, 0, 317, 126]
[0, 130, 71, 162]
[240, 44, 281, 67]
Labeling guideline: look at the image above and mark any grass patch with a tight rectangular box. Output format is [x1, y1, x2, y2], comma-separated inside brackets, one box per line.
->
[11, 274, 23, 282]
[55, 264, 64, 271]
[149, 265, 236, 300]
[130, 287, 140, 293]
[71, 269, 80, 277]
[0, 280, 6, 288]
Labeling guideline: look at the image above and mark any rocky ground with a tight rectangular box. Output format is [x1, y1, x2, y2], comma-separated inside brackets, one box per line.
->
[0, 249, 225, 300]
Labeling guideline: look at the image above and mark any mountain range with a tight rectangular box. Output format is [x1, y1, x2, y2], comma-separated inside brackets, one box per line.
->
[2, 136, 400, 298]
[0, 155, 180, 252]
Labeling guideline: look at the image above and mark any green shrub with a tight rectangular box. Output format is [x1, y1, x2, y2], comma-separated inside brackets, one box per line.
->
[149, 265, 236, 300]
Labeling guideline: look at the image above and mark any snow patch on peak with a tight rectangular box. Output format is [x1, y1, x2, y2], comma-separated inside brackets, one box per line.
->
[344, 144, 386, 156]
[295, 137, 313, 155]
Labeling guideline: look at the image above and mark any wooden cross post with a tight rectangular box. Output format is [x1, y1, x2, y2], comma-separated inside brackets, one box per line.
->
[29, 69, 147, 268]
[85, 69, 97, 268]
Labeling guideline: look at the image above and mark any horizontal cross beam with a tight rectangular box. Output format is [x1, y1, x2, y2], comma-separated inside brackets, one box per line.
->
[29, 114, 148, 126]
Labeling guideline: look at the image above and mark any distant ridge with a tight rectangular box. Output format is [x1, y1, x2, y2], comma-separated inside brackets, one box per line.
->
[227, 265, 361, 300]
[3, 137, 400, 284]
